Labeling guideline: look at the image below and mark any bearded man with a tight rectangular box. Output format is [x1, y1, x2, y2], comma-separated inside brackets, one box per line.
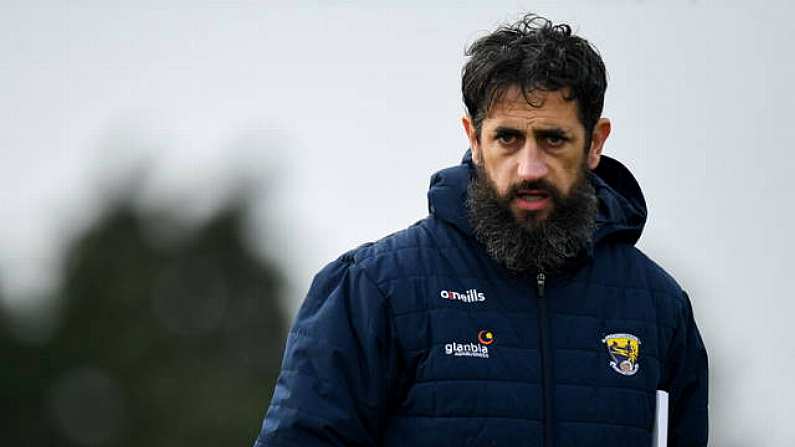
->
[254, 13, 708, 447]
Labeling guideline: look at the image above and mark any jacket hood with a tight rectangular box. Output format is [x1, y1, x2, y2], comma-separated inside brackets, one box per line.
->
[427, 149, 647, 246]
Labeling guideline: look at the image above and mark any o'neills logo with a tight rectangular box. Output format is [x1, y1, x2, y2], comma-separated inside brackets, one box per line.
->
[444, 330, 494, 359]
[440, 288, 486, 303]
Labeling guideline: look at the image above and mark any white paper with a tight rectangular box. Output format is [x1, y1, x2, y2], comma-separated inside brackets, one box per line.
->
[652, 390, 669, 447]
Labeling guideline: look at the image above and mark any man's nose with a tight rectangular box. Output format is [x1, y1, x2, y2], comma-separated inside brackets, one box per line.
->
[516, 143, 549, 180]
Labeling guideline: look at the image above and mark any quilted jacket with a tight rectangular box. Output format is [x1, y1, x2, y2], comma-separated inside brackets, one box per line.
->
[254, 151, 708, 447]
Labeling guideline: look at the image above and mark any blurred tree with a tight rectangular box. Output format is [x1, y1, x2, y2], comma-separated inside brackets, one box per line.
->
[0, 196, 287, 446]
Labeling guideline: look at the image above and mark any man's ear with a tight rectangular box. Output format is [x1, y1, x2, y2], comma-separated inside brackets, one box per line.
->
[587, 117, 611, 169]
[462, 115, 481, 165]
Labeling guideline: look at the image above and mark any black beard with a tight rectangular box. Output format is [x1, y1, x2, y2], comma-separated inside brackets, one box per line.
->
[466, 163, 598, 274]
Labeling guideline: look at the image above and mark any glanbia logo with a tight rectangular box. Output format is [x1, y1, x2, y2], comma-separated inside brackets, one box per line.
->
[440, 288, 486, 303]
[444, 330, 494, 359]
[478, 330, 495, 345]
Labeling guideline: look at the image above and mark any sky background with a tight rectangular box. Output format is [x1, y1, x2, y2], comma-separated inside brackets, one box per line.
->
[2, 1, 793, 445]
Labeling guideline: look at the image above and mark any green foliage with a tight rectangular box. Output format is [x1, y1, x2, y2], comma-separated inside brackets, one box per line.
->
[1, 198, 287, 446]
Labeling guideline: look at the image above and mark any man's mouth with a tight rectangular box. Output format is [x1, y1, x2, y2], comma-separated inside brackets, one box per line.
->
[514, 190, 551, 211]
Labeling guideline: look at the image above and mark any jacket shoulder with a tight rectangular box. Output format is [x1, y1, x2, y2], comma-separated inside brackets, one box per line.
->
[631, 246, 684, 296]
[331, 216, 459, 282]
[591, 242, 692, 329]
[595, 242, 683, 296]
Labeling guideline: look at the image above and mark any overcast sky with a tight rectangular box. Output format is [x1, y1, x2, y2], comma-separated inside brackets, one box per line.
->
[2, 1, 794, 445]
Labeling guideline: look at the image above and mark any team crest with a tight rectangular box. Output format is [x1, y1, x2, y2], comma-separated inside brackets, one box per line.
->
[602, 333, 641, 376]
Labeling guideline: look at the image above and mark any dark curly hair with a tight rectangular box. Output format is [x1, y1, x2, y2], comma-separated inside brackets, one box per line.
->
[462, 13, 607, 143]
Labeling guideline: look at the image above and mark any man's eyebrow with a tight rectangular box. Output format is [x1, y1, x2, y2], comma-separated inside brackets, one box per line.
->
[533, 127, 572, 139]
[492, 125, 573, 136]
[492, 126, 525, 135]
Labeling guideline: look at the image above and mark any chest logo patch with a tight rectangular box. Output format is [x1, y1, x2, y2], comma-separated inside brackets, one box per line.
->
[444, 330, 494, 359]
[602, 333, 641, 376]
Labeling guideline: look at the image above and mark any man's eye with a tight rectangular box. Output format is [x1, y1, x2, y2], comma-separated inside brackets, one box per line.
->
[497, 133, 518, 144]
[544, 135, 566, 147]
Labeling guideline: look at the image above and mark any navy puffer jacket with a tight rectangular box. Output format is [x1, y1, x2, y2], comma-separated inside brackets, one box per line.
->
[254, 152, 708, 447]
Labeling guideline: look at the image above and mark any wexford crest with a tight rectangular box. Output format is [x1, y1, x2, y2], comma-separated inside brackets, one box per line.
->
[602, 333, 641, 376]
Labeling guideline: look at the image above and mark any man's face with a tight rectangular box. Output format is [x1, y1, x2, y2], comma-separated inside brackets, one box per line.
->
[464, 87, 606, 225]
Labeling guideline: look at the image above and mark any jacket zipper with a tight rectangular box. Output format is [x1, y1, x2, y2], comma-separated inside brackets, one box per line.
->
[536, 272, 553, 447]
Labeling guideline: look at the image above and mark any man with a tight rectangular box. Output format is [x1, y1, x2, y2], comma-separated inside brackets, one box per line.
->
[254, 13, 708, 447]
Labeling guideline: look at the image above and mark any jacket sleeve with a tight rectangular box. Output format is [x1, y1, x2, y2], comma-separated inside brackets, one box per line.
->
[663, 291, 709, 447]
[253, 257, 400, 447]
